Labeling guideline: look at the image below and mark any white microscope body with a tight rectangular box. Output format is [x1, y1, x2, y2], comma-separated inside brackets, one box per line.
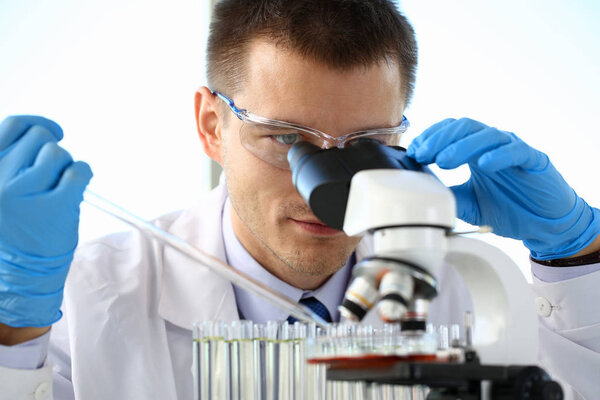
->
[343, 169, 539, 366]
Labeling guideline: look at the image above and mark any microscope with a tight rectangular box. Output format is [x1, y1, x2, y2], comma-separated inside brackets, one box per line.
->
[288, 141, 563, 399]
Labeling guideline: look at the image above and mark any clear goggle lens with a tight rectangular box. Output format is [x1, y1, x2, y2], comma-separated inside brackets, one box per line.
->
[239, 121, 404, 170]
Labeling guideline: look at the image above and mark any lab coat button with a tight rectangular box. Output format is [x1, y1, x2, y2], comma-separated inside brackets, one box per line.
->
[34, 382, 51, 400]
[535, 297, 553, 317]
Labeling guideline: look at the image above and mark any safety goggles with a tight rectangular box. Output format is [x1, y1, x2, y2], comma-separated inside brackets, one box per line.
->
[212, 90, 410, 170]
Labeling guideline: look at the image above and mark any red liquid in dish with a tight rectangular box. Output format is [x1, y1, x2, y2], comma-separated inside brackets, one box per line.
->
[307, 353, 438, 369]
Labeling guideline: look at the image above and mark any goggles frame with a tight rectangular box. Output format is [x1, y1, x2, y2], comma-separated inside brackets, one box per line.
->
[212, 90, 410, 168]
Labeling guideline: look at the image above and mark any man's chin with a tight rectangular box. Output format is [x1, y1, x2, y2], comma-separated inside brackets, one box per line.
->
[280, 251, 351, 277]
[287, 264, 343, 277]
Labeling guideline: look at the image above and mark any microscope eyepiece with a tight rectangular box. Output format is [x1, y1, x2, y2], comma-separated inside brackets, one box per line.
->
[287, 141, 431, 230]
[287, 141, 321, 172]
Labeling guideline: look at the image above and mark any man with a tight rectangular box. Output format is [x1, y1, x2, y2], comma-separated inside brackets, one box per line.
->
[0, 1, 599, 399]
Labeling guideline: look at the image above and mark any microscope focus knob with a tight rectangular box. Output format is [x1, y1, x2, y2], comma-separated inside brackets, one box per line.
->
[533, 381, 563, 400]
[491, 366, 563, 400]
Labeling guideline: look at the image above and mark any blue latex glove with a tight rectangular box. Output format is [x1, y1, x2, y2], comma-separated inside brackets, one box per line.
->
[407, 118, 600, 260]
[0, 116, 93, 327]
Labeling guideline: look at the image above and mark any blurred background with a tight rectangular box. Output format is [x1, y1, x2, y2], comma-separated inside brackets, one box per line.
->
[0, 0, 598, 281]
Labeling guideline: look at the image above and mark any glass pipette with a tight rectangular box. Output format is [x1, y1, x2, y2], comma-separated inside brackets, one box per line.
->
[83, 190, 328, 328]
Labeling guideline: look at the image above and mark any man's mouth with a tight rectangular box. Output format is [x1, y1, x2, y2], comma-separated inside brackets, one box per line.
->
[289, 218, 342, 236]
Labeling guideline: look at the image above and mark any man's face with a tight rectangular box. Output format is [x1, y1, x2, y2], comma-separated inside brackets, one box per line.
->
[220, 39, 405, 288]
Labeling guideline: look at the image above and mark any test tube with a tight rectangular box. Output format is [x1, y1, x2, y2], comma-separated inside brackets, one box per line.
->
[278, 322, 294, 400]
[214, 322, 228, 400]
[193, 323, 202, 400]
[438, 325, 449, 350]
[450, 324, 461, 348]
[265, 321, 279, 400]
[198, 321, 212, 400]
[227, 321, 253, 400]
[412, 385, 429, 400]
[293, 322, 307, 400]
[225, 323, 236, 400]
[237, 321, 255, 400]
[305, 324, 327, 400]
[199, 321, 227, 400]
[352, 380, 367, 400]
[464, 312, 473, 348]
[253, 324, 267, 400]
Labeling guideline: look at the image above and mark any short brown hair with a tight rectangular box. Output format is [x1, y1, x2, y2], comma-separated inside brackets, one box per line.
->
[206, 0, 418, 106]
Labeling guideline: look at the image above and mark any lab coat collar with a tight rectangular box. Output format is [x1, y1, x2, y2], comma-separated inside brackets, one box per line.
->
[158, 183, 239, 330]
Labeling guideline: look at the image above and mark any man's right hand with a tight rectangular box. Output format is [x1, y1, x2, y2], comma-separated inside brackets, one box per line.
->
[0, 116, 92, 339]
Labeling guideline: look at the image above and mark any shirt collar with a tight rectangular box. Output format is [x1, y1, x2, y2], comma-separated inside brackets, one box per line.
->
[222, 197, 353, 323]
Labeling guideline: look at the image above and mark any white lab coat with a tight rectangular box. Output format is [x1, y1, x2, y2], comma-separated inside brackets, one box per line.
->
[0, 183, 598, 399]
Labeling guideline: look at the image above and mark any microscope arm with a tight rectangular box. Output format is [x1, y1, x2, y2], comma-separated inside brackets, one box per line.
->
[446, 236, 538, 365]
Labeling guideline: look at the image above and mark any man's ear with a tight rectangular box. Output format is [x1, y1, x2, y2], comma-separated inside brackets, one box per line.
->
[195, 86, 224, 165]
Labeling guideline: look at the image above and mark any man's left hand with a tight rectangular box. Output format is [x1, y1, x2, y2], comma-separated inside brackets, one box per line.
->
[407, 117, 600, 260]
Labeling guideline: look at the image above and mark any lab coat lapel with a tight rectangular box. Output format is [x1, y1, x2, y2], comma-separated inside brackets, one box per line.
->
[158, 183, 239, 329]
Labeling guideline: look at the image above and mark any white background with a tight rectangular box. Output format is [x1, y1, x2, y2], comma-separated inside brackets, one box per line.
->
[1, 1, 598, 281]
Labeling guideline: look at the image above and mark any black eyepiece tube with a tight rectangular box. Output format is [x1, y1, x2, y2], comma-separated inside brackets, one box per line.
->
[287, 140, 430, 231]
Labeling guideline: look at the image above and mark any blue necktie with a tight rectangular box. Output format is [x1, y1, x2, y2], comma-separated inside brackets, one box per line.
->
[287, 296, 332, 324]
